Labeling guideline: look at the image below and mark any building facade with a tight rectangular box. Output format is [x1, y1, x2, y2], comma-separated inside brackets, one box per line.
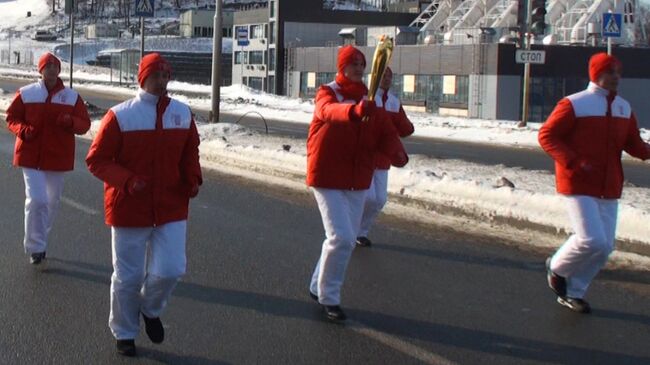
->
[180, 9, 234, 38]
[232, 0, 417, 94]
[288, 43, 650, 126]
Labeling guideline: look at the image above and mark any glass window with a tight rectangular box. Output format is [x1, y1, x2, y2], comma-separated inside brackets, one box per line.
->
[249, 51, 264, 64]
[249, 77, 264, 91]
[267, 76, 275, 93]
[194, 27, 201, 37]
[270, 1, 275, 18]
[269, 22, 275, 44]
[234, 51, 248, 64]
[300, 72, 336, 98]
[269, 48, 275, 71]
[250, 24, 265, 39]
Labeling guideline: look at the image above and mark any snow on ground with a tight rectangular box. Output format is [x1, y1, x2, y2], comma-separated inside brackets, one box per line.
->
[0, 0, 51, 32]
[1, 64, 650, 268]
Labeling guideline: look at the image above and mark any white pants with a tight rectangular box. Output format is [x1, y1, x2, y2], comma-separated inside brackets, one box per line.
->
[549, 195, 618, 299]
[309, 188, 366, 306]
[109, 220, 187, 340]
[22, 168, 65, 254]
[358, 169, 389, 238]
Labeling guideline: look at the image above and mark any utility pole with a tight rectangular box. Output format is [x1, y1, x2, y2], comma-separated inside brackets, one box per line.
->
[210, 0, 222, 123]
[69, 3, 74, 88]
[140, 17, 145, 61]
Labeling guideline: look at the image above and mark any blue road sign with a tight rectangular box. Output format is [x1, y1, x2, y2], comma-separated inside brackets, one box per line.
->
[237, 27, 249, 46]
[602, 13, 622, 37]
[135, 0, 155, 18]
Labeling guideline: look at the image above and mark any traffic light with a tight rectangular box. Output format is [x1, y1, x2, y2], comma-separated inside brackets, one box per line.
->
[529, 0, 547, 36]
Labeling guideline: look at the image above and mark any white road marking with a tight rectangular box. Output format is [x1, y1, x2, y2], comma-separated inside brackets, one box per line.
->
[348, 320, 459, 365]
[61, 197, 100, 215]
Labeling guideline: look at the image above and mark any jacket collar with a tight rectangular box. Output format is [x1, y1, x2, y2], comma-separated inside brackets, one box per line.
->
[137, 88, 160, 104]
[587, 82, 611, 97]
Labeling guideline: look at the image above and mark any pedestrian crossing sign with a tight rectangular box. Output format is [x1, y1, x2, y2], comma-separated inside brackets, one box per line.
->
[602, 13, 622, 37]
[135, 0, 155, 17]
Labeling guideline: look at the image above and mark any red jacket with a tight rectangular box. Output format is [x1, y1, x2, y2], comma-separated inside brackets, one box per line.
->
[306, 82, 407, 190]
[86, 90, 202, 227]
[538, 82, 650, 199]
[374, 88, 414, 169]
[6, 78, 90, 171]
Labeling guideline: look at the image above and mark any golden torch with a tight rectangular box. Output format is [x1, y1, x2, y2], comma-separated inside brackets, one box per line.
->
[364, 35, 394, 121]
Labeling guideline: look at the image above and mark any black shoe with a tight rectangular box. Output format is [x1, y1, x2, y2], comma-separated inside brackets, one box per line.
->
[309, 291, 318, 302]
[546, 257, 566, 297]
[323, 305, 347, 322]
[116, 339, 136, 357]
[557, 297, 591, 314]
[30, 252, 46, 265]
[356, 236, 372, 247]
[142, 312, 164, 344]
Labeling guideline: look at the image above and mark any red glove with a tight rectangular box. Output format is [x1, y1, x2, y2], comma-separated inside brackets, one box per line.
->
[352, 100, 376, 120]
[187, 183, 199, 198]
[20, 126, 37, 141]
[392, 151, 409, 168]
[126, 175, 149, 196]
[56, 114, 73, 129]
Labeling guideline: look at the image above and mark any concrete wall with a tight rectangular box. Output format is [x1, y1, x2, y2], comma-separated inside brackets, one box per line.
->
[495, 75, 521, 122]
[180, 9, 234, 38]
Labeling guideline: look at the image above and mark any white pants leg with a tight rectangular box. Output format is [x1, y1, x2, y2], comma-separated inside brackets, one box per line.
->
[309, 188, 366, 306]
[22, 168, 65, 254]
[358, 169, 389, 238]
[550, 196, 618, 299]
[109, 220, 187, 340]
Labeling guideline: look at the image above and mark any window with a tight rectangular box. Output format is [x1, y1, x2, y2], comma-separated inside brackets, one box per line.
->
[267, 76, 275, 93]
[222, 27, 231, 37]
[202, 27, 208, 37]
[193, 26, 201, 37]
[270, 1, 275, 18]
[249, 51, 264, 64]
[440, 75, 469, 107]
[403, 75, 415, 93]
[248, 77, 264, 91]
[269, 22, 275, 44]
[300, 72, 335, 98]
[234, 51, 248, 64]
[268, 48, 275, 71]
[250, 24, 265, 39]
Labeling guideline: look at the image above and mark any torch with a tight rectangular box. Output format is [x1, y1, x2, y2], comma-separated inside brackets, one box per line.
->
[364, 35, 394, 121]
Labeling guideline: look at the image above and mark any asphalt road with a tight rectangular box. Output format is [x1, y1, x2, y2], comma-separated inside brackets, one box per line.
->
[2, 77, 649, 188]
[1, 123, 650, 364]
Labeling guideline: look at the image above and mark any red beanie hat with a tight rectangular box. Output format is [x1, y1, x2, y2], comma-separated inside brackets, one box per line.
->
[138, 53, 172, 87]
[337, 45, 366, 74]
[589, 53, 621, 82]
[38, 52, 61, 73]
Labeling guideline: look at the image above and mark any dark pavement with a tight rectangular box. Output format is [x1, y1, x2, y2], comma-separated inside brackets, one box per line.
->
[0, 122, 649, 364]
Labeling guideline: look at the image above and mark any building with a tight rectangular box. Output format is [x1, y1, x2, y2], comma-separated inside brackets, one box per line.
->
[232, 0, 418, 94]
[85, 23, 120, 39]
[289, 42, 650, 126]
[180, 8, 234, 38]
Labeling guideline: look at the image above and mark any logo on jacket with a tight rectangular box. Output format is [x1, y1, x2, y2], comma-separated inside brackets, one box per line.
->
[173, 114, 181, 126]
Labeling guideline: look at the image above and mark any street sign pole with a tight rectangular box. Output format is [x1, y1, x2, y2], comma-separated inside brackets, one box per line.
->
[519, 0, 533, 127]
[134, 0, 154, 64]
[602, 12, 622, 56]
[210, 0, 223, 123]
[69, 5, 74, 88]
[607, 36, 612, 55]
[140, 17, 145, 61]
